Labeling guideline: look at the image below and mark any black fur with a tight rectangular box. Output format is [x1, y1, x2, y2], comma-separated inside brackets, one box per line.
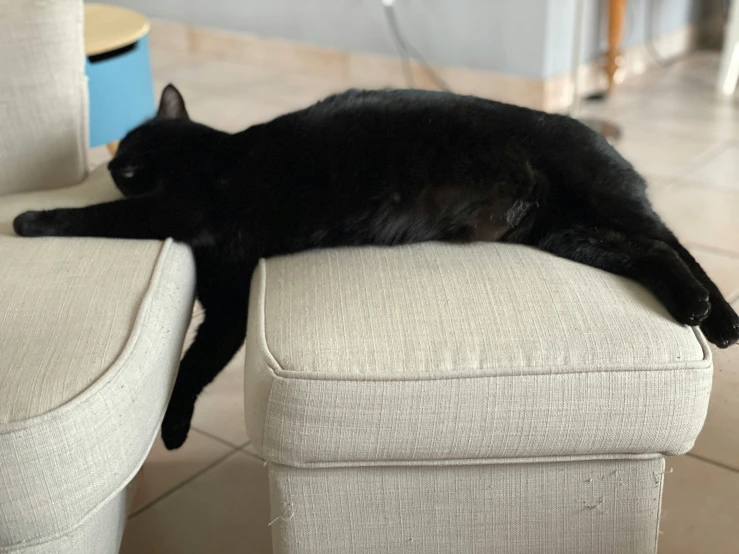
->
[14, 85, 739, 449]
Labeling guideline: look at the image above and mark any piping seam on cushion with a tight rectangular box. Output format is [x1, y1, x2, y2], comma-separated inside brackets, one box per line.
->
[0, 239, 174, 433]
[256, 259, 288, 376]
[262, 451, 666, 470]
[257, 259, 283, 456]
[262, 361, 713, 383]
[0, 239, 191, 550]
[255, 258, 711, 381]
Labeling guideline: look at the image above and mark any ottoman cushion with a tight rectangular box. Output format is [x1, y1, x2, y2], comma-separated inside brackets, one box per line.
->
[244, 243, 711, 467]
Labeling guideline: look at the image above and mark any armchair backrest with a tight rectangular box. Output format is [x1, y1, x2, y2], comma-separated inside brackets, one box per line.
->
[0, 0, 88, 196]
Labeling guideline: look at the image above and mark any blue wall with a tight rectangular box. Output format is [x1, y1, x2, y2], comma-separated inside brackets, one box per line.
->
[101, 0, 703, 79]
[544, 0, 699, 78]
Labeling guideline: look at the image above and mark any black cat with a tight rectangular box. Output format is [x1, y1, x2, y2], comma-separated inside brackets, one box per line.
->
[14, 85, 739, 450]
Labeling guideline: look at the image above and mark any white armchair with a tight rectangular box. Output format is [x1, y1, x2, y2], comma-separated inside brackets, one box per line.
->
[0, 2, 195, 552]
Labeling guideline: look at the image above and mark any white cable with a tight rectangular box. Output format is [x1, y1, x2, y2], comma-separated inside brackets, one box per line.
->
[382, 1, 451, 91]
[569, 0, 585, 116]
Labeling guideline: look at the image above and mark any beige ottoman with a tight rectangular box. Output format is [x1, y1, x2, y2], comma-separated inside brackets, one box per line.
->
[244, 242, 711, 554]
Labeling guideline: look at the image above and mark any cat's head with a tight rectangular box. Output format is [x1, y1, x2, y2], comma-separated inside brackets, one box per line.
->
[107, 84, 222, 197]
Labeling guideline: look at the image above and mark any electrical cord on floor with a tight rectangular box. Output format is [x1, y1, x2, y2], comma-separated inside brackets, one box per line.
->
[382, 0, 451, 92]
[382, 0, 414, 87]
[644, 0, 676, 68]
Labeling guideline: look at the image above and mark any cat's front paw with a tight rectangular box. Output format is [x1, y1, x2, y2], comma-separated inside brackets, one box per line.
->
[13, 210, 68, 237]
[700, 299, 739, 348]
[161, 398, 195, 450]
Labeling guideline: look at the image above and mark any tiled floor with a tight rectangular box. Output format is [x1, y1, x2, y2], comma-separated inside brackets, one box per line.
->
[115, 43, 739, 553]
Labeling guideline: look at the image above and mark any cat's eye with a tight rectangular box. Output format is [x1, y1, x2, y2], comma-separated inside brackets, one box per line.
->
[120, 166, 138, 178]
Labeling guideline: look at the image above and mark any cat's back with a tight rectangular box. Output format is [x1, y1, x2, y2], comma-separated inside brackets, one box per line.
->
[248, 88, 639, 207]
[271, 88, 600, 157]
[310, 88, 497, 114]
[297, 88, 528, 128]
[258, 88, 554, 167]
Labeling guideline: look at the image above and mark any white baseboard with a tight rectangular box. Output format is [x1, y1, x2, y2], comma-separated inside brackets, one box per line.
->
[544, 24, 703, 112]
[149, 19, 708, 112]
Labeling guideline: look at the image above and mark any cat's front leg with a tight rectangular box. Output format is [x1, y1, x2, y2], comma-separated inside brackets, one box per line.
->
[161, 290, 249, 450]
[161, 256, 257, 449]
[13, 197, 196, 241]
[13, 209, 75, 237]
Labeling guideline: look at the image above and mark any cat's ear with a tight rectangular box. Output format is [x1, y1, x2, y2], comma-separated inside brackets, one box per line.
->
[157, 84, 189, 120]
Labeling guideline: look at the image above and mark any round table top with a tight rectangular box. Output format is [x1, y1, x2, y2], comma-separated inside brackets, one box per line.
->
[84, 3, 150, 56]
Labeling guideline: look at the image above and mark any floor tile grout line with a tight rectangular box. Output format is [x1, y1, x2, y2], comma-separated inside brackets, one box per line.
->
[128, 449, 239, 519]
[657, 141, 734, 183]
[684, 242, 739, 259]
[189, 425, 250, 449]
[664, 179, 739, 193]
[682, 241, 739, 259]
[685, 453, 739, 475]
[667, 178, 739, 194]
[674, 138, 738, 179]
[240, 447, 265, 463]
[615, 117, 735, 146]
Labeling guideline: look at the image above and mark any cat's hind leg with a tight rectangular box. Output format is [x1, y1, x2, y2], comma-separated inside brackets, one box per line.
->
[642, 224, 739, 348]
[668, 241, 739, 347]
[536, 225, 712, 329]
[610, 211, 739, 348]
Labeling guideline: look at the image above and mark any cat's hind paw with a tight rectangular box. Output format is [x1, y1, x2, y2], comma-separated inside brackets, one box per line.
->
[665, 285, 711, 327]
[700, 300, 739, 349]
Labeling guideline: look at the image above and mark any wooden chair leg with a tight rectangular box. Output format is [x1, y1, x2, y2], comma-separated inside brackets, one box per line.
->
[605, 0, 627, 94]
[106, 141, 120, 156]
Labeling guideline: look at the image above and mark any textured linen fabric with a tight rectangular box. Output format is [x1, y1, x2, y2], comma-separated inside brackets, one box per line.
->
[269, 457, 665, 554]
[0, 172, 196, 550]
[0, 166, 171, 423]
[0, 0, 194, 549]
[8, 459, 139, 554]
[0, 0, 88, 194]
[8, 488, 130, 554]
[244, 243, 712, 465]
